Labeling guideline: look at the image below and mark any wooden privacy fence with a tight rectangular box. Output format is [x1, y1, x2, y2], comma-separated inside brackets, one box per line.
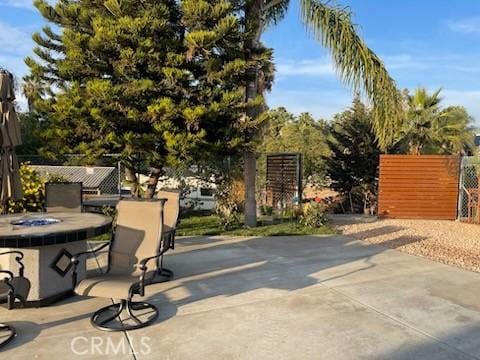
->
[378, 155, 460, 220]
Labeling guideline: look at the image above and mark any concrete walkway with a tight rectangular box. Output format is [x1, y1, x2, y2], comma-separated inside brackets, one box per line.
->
[2, 234, 480, 359]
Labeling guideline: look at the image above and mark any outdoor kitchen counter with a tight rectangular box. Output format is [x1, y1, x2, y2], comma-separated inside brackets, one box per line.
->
[0, 212, 112, 306]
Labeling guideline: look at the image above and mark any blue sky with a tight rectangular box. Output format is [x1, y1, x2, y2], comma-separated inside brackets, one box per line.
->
[1, 0, 480, 122]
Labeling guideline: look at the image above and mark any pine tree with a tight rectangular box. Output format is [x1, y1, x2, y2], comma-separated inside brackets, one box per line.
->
[26, 0, 273, 197]
[179, 0, 273, 175]
[325, 97, 381, 212]
[26, 0, 188, 195]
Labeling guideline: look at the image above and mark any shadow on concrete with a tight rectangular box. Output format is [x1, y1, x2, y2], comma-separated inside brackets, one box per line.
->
[0, 321, 41, 352]
[0, 224, 441, 355]
[386, 324, 480, 360]
[345, 225, 406, 241]
[148, 231, 427, 315]
[138, 232, 480, 358]
[0, 309, 94, 352]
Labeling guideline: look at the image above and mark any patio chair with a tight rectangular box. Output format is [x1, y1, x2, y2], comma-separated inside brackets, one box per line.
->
[45, 182, 83, 213]
[0, 251, 30, 348]
[155, 190, 180, 278]
[70, 198, 167, 331]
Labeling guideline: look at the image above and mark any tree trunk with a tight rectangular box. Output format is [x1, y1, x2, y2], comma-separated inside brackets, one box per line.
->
[243, 69, 259, 226]
[244, 151, 257, 227]
[242, 4, 263, 227]
[145, 167, 162, 199]
[125, 167, 140, 198]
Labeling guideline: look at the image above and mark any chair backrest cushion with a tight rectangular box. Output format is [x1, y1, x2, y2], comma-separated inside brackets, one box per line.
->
[156, 190, 180, 229]
[45, 182, 83, 213]
[109, 199, 164, 276]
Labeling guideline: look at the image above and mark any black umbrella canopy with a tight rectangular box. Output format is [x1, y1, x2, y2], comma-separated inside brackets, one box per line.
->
[0, 70, 23, 211]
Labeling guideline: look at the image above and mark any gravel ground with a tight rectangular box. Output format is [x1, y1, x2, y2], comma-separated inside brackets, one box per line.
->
[334, 216, 480, 273]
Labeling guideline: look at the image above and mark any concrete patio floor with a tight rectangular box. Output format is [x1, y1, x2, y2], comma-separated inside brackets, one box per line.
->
[2, 233, 480, 359]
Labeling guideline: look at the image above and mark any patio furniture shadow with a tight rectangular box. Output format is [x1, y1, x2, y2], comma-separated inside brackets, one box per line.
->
[374, 235, 427, 250]
[144, 233, 427, 314]
[344, 225, 406, 241]
[0, 309, 92, 352]
[386, 322, 480, 359]
[0, 321, 40, 351]
[0, 230, 428, 351]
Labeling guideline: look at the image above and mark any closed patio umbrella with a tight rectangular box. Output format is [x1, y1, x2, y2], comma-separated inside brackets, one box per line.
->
[0, 70, 23, 213]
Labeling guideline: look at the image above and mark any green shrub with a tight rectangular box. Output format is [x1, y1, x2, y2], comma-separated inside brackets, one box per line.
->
[260, 205, 273, 216]
[5, 164, 70, 213]
[282, 207, 298, 220]
[300, 202, 328, 228]
[215, 181, 241, 230]
[7, 164, 45, 213]
[46, 173, 68, 183]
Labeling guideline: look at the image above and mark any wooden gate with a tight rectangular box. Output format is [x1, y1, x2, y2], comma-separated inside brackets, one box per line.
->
[378, 155, 460, 220]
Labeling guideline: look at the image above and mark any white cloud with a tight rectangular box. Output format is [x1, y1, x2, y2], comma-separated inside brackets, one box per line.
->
[0, 22, 33, 55]
[447, 17, 480, 34]
[442, 90, 480, 124]
[15, 93, 28, 111]
[277, 54, 480, 78]
[276, 58, 335, 77]
[266, 86, 480, 125]
[266, 89, 352, 120]
[1, 0, 35, 10]
[0, 22, 35, 111]
[383, 54, 431, 71]
[380, 53, 480, 77]
[0, 54, 27, 75]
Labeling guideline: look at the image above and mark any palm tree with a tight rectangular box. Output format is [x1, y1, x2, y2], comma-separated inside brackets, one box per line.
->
[22, 76, 44, 113]
[395, 87, 475, 155]
[436, 106, 475, 155]
[396, 88, 442, 155]
[242, 0, 403, 226]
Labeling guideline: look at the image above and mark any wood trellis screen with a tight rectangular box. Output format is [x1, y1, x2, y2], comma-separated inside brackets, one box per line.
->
[266, 153, 302, 208]
[378, 155, 460, 220]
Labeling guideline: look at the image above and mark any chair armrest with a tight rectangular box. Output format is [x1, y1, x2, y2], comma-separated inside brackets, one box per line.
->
[137, 253, 164, 296]
[0, 270, 14, 282]
[71, 242, 110, 288]
[0, 271, 15, 302]
[0, 250, 24, 258]
[71, 242, 110, 265]
[139, 253, 163, 269]
[0, 251, 25, 277]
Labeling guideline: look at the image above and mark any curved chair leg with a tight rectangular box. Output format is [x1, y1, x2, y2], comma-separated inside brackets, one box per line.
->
[158, 267, 174, 278]
[156, 256, 174, 281]
[91, 300, 159, 332]
[0, 323, 16, 348]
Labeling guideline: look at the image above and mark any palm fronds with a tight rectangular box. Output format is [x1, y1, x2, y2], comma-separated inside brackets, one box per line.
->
[263, 0, 290, 27]
[300, 0, 404, 149]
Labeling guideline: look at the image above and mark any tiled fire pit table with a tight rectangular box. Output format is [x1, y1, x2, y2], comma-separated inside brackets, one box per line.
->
[0, 212, 111, 306]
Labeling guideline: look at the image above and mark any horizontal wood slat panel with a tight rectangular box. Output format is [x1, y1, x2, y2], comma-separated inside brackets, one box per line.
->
[378, 155, 460, 220]
[379, 191, 458, 195]
[378, 208, 458, 215]
[379, 200, 458, 206]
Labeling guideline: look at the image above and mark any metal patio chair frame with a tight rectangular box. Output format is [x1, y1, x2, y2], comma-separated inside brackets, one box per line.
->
[0, 250, 30, 348]
[70, 198, 168, 331]
[155, 190, 180, 279]
[45, 181, 83, 213]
